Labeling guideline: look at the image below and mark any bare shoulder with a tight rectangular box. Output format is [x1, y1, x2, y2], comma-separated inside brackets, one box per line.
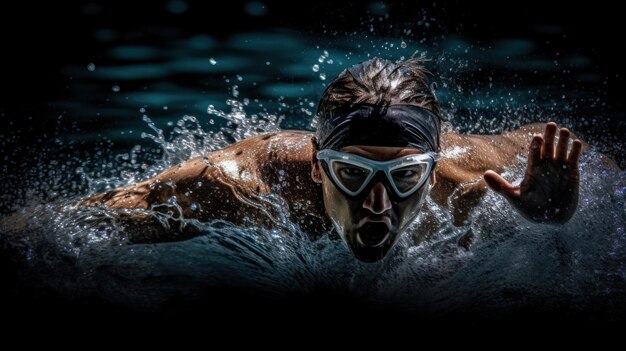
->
[435, 122, 549, 185]
[431, 124, 548, 224]
[174, 130, 325, 232]
[77, 130, 327, 239]
[221, 130, 313, 154]
[201, 130, 315, 189]
[231, 130, 314, 163]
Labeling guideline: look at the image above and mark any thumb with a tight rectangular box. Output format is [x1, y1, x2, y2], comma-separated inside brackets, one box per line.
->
[484, 170, 517, 199]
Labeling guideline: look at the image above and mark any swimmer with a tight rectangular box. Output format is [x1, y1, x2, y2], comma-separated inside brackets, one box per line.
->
[78, 57, 620, 262]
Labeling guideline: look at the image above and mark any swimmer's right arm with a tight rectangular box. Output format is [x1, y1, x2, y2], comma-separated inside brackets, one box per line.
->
[75, 154, 219, 242]
[76, 163, 180, 211]
[78, 133, 276, 211]
[76, 134, 285, 242]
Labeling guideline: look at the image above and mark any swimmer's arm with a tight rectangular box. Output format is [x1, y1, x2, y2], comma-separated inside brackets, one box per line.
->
[462, 121, 620, 224]
[75, 159, 197, 210]
[434, 122, 594, 225]
[74, 154, 219, 243]
[77, 133, 278, 211]
[76, 135, 283, 242]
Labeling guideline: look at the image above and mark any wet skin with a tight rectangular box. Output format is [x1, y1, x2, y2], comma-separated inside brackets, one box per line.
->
[78, 122, 621, 258]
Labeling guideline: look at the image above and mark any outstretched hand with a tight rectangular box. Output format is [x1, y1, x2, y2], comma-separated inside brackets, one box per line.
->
[484, 122, 582, 224]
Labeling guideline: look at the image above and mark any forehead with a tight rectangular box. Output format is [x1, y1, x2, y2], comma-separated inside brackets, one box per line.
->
[340, 145, 423, 161]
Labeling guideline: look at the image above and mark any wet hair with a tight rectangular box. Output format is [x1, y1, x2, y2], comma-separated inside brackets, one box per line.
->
[316, 57, 440, 119]
[315, 57, 441, 152]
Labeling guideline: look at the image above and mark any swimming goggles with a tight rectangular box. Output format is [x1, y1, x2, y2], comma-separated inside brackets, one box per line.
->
[316, 149, 440, 201]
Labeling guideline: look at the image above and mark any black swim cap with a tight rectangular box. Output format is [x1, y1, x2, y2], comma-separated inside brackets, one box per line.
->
[314, 104, 441, 152]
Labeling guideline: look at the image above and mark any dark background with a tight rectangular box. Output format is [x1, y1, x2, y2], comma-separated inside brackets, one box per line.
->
[1, 1, 624, 183]
[1, 0, 624, 122]
[1, 0, 624, 328]
[1, 0, 624, 212]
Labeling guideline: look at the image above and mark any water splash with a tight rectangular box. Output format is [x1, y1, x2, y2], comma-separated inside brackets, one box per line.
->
[1, 113, 624, 316]
[1, 22, 624, 318]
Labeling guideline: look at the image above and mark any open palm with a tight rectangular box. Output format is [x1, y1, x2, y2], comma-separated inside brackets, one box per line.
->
[484, 122, 582, 224]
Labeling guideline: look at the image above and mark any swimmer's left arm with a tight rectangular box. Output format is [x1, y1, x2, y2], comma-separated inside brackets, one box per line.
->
[483, 122, 582, 224]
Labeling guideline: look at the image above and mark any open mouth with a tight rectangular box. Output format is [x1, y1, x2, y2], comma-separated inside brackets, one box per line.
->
[357, 221, 390, 247]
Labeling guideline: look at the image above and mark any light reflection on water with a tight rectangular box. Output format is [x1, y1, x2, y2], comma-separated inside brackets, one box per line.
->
[62, 29, 605, 142]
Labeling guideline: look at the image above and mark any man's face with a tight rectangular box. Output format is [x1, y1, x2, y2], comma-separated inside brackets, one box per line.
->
[311, 144, 436, 262]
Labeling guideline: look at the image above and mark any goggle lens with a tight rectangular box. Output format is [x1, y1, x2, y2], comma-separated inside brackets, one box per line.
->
[319, 150, 437, 199]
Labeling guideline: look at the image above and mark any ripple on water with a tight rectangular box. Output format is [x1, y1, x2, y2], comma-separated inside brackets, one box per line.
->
[0, 130, 623, 316]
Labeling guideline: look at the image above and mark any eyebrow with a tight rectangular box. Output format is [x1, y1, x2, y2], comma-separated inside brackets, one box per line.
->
[340, 147, 423, 160]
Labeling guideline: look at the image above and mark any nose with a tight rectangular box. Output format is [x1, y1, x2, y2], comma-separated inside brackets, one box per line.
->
[362, 181, 392, 214]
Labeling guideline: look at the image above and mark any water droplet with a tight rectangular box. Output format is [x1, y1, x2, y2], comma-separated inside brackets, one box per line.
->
[163, 106, 168, 110]
[112, 85, 120, 92]
[190, 203, 198, 211]
[312, 64, 319, 72]
[319, 73, 326, 80]
[266, 61, 271, 65]
[87, 63, 96, 71]
[202, 156, 210, 164]
[236, 74, 243, 81]
[167, 196, 177, 205]
[139, 107, 146, 113]
[197, 181, 203, 187]
[400, 40, 407, 48]
[209, 58, 217, 65]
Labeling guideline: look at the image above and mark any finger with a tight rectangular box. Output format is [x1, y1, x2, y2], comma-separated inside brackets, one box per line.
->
[541, 122, 558, 160]
[555, 128, 570, 161]
[568, 139, 582, 168]
[528, 136, 543, 168]
[484, 170, 520, 201]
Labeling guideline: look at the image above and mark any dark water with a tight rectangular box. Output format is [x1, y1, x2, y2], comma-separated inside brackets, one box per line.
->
[1, 1, 625, 327]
